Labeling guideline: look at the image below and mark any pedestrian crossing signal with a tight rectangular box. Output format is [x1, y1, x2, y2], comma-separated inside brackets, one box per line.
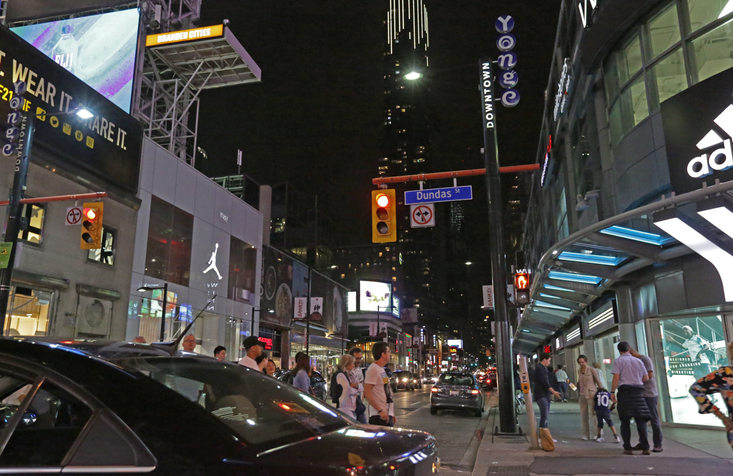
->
[372, 189, 396, 243]
[80, 202, 104, 250]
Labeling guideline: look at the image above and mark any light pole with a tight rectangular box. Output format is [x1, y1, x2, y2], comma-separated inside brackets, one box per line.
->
[138, 283, 168, 341]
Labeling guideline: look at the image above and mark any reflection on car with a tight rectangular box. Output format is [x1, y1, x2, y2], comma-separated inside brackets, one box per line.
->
[0, 338, 440, 474]
[276, 368, 328, 401]
[430, 372, 485, 417]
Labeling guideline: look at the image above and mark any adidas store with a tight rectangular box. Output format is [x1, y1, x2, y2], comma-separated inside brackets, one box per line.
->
[516, 0, 733, 430]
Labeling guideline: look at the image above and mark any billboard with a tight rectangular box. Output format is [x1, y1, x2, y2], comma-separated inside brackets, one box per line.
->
[0, 24, 142, 193]
[6, 0, 135, 23]
[359, 280, 392, 312]
[447, 339, 463, 349]
[347, 291, 357, 312]
[11, 8, 140, 113]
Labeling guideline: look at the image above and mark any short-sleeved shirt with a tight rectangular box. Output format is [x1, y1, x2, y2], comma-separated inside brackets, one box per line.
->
[594, 389, 613, 413]
[364, 363, 394, 417]
[638, 354, 658, 397]
[611, 353, 647, 388]
[555, 370, 568, 382]
[683, 335, 710, 364]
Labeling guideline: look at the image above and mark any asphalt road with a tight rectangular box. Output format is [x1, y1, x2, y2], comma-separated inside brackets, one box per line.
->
[390, 386, 491, 475]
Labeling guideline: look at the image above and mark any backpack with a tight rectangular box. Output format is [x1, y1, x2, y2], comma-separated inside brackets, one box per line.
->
[330, 370, 350, 406]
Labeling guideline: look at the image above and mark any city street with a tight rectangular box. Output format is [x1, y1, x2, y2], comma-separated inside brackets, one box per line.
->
[391, 387, 491, 475]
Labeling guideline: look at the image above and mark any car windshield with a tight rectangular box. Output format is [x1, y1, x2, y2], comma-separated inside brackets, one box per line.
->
[116, 356, 351, 449]
[438, 374, 474, 386]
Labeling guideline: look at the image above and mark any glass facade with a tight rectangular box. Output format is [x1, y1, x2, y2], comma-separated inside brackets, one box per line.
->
[3, 286, 52, 337]
[144, 196, 194, 286]
[228, 236, 257, 302]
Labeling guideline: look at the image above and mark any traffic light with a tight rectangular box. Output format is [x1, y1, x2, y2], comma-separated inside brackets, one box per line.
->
[371, 189, 396, 243]
[514, 272, 530, 305]
[80, 202, 104, 249]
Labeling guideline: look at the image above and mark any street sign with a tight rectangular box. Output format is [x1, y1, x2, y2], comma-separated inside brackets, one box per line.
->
[310, 297, 323, 321]
[294, 297, 307, 319]
[404, 186, 473, 205]
[482, 285, 495, 309]
[410, 204, 435, 228]
[65, 206, 82, 226]
[0, 243, 11, 269]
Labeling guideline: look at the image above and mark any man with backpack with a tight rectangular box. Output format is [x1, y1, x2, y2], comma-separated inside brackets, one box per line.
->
[331, 354, 358, 418]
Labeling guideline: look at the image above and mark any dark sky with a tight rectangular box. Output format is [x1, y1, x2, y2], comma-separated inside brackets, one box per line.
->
[197, 1, 560, 248]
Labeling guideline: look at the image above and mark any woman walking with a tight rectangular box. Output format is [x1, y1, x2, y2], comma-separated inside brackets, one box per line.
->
[577, 355, 604, 440]
[689, 341, 733, 451]
[335, 354, 359, 418]
[292, 353, 314, 395]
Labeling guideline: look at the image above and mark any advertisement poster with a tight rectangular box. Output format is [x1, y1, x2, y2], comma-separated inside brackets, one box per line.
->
[359, 280, 392, 312]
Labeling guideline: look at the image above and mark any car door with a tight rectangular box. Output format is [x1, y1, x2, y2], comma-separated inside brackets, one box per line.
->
[0, 356, 156, 474]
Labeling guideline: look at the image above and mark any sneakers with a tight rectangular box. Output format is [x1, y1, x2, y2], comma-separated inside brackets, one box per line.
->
[652, 447, 663, 453]
[614, 435, 621, 444]
[562, 399, 568, 402]
[596, 437, 605, 442]
[642, 449, 651, 455]
[581, 436, 589, 441]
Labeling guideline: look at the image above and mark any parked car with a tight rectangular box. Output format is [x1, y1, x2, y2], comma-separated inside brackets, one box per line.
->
[430, 372, 485, 417]
[276, 368, 328, 401]
[393, 370, 415, 391]
[0, 337, 441, 475]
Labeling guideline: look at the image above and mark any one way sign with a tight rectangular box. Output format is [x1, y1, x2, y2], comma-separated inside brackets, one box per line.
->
[410, 203, 435, 228]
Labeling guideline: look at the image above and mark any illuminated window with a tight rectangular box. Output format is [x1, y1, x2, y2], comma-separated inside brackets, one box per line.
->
[87, 227, 116, 266]
[392, 276, 397, 281]
[18, 203, 45, 245]
[341, 274, 345, 279]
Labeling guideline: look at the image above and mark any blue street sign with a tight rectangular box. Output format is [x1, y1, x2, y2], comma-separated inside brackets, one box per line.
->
[405, 186, 473, 205]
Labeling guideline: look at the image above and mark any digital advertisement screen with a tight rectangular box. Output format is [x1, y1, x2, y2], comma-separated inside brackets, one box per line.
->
[447, 339, 463, 349]
[392, 296, 400, 317]
[359, 280, 391, 312]
[11, 8, 140, 113]
[348, 291, 357, 312]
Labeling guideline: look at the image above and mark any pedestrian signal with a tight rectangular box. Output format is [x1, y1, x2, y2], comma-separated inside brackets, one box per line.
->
[80, 202, 104, 250]
[372, 189, 396, 243]
[514, 273, 530, 290]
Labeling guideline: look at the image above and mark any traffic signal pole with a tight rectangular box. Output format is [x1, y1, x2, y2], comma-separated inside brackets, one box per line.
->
[0, 114, 34, 333]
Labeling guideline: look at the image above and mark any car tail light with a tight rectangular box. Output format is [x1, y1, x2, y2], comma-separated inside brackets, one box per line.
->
[431, 387, 439, 393]
[470, 389, 480, 395]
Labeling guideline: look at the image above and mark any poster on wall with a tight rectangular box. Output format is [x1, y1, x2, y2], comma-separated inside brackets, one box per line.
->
[260, 246, 304, 327]
[310, 270, 348, 334]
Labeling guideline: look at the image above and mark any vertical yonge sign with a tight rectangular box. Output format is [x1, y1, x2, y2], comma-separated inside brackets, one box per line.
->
[578, 0, 599, 28]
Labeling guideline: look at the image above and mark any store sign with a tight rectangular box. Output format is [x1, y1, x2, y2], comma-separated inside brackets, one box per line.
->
[661, 68, 733, 194]
[146, 24, 224, 47]
[578, 0, 599, 28]
[259, 336, 273, 350]
[553, 59, 572, 121]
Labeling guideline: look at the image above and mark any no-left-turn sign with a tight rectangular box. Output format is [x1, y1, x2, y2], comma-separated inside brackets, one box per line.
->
[410, 204, 435, 228]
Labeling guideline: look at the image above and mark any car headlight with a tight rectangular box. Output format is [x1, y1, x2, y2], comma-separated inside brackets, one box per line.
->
[402, 378, 408, 382]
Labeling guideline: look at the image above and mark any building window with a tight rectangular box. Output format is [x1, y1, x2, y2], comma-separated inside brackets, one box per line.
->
[692, 18, 733, 82]
[17, 203, 45, 245]
[87, 227, 116, 266]
[229, 236, 257, 302]
[144, 196, 193, 286]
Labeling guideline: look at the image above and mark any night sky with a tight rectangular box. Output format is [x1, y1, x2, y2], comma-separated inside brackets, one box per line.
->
[197, 1, 561, 249]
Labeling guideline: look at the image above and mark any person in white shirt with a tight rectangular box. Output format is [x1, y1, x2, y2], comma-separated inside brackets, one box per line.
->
[239, 336, 264, 371]
[335, 354, 358, 418]
[363, 341, 396, 427]
[348, 347, 367, 423]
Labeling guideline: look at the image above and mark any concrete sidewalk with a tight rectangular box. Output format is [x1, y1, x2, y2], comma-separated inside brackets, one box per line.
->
[471, 395, 733, 476]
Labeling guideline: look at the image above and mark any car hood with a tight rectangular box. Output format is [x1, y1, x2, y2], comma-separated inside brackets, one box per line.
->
[248, 424, 437, 472]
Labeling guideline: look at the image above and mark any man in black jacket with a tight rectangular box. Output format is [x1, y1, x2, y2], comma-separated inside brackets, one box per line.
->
[534, 353, 561, 429]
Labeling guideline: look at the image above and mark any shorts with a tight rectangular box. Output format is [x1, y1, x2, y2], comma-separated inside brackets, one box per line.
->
[596, 408, 614, 429]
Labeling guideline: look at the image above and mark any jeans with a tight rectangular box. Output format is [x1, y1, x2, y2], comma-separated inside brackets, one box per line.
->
[644, 396, 663, 448]
[536, 397, 550, 428]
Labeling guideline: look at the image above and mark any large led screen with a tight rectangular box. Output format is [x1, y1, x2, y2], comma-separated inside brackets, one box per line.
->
[12, 8, 140, 113]
[359, 280, 392, 313]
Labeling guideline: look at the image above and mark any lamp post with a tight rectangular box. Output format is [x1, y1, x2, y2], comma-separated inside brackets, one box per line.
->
[138, 283, 168, 341]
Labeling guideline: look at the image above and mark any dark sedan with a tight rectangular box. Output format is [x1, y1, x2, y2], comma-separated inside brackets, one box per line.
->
[0, 338, 441, 474]
[430, 372, 485, 417]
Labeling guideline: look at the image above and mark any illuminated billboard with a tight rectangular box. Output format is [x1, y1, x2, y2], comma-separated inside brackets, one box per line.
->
[348, 291, 357, 312]
[447, 339, 463, 349]
[12, 8, 140, 113]
[359, 280, 392, 312]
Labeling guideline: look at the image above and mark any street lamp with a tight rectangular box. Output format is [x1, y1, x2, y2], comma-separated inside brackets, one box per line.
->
[137, 283, 168, 342]
[404, 71, 422, 80]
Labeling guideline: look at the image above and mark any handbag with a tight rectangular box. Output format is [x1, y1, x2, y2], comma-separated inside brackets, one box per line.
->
[539, 427, 555, 452]
[355, 395, 366, 416]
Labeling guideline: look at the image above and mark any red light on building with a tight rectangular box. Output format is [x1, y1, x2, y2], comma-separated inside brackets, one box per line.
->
[543, 345, 551, 354]
[259, 337, 273, 350]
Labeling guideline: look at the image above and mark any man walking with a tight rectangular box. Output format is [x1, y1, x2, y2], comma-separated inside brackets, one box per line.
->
[348, 346, 367, 424]
[555, 365, 569, 402]
[630, 347, 663, 452]
[364, 341, 396, 427]
[534, 353, 562, 431]
[239, 336, 264, 371]
[611, 341, 651, 455]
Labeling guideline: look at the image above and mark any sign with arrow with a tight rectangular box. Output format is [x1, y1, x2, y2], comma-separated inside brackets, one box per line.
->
[410, 204, 435, 228]
[65, 206, 82, 226]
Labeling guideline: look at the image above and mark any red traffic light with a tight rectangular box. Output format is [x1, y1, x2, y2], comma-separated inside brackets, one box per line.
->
[515, 273, 530, 290]
[376, 193, 390, 208]
[84, 208, 98, 221]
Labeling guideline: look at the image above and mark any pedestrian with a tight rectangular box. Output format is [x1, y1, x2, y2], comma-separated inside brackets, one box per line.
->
[593, 362, 608, 389]
[265, 359, 277, 377]
[534, 353, 562, 432]
[292, 353, 313, 394]
[577, 355, 604, 440]
[593, 386, 621, 443]
[332, 354, 358, 418]
[182, 334, 197, 352]
[689, 340, 733, 452]
[132, 336, 146, 343]
[238, 336, 264, 371]
[681, 325, 713, 380]
[555, 364, 569, 402]
[348, 346, 368, 423]
[213, 345, 226, 360]
[363, 341, 396, 427]
[610, 341, 651, 455]
[629, 347, 663, 452]
[255, 353, 268, 372]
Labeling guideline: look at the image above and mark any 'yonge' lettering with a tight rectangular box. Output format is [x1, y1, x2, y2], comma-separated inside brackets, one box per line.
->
[482, 63, 494, 129]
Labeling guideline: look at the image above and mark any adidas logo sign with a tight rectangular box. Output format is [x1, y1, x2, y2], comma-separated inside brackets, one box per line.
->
[687, 104, 733, 178]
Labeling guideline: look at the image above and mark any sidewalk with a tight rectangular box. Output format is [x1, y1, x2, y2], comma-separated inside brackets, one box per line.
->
[471, 395, 733, 476]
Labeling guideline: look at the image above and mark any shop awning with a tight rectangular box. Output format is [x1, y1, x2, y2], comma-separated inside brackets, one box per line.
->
[515, 181, 733, 354]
